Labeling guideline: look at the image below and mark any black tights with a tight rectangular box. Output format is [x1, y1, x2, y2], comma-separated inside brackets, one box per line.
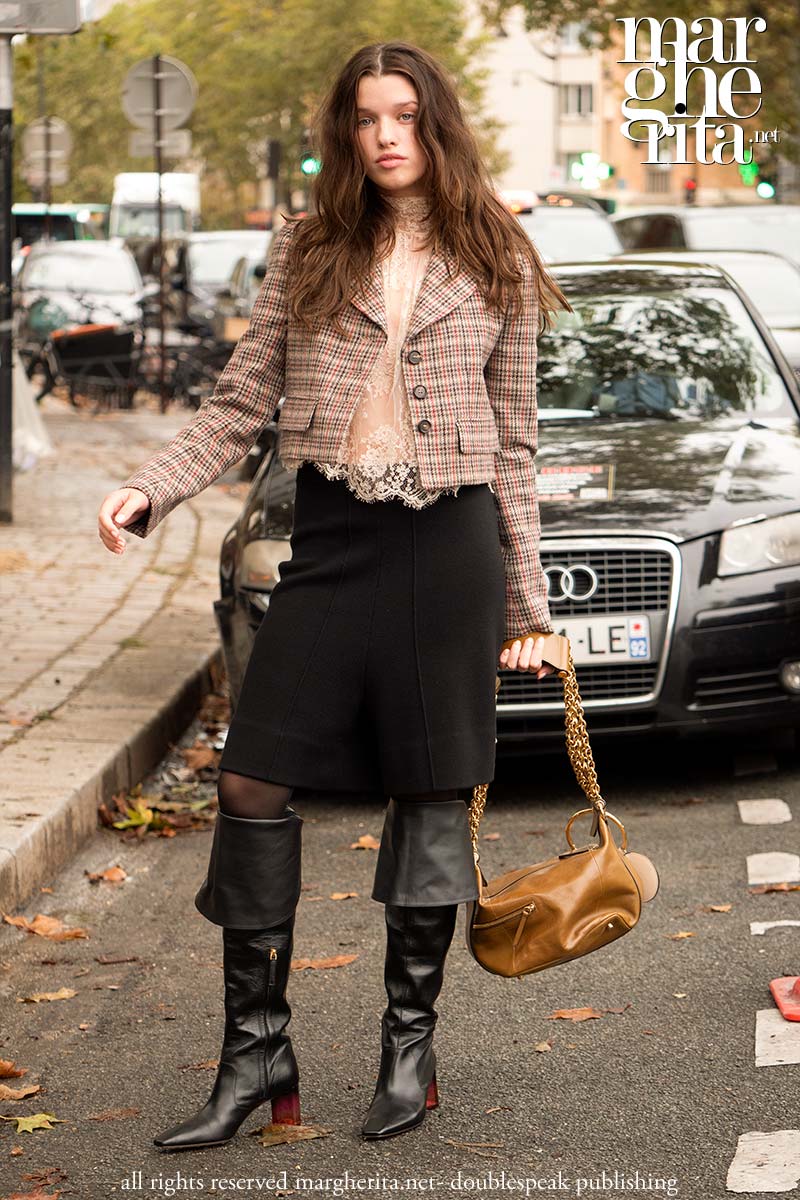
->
[217, 770, 471, 820]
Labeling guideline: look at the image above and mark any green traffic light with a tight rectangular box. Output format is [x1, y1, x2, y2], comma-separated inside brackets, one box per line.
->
[756, 180, 776, 199]
[300, 154, 321, 176]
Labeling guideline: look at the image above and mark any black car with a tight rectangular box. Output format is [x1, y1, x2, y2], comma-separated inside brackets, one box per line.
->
[214, 260, 800, 749]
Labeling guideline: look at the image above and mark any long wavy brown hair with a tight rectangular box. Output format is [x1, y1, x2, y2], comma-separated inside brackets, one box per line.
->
[281, 41, 571, 337]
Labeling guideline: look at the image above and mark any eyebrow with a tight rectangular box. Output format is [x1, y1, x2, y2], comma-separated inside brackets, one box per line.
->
[357, 100, 419, 114]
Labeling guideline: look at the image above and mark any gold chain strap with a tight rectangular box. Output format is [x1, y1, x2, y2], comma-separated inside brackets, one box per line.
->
[469, 643, 604, 856]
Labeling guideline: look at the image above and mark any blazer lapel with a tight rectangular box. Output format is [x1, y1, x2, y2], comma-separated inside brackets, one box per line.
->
[350, 245, 479, 341]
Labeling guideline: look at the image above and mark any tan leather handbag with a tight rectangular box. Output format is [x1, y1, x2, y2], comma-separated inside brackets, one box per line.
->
[465, 633, 659, 979]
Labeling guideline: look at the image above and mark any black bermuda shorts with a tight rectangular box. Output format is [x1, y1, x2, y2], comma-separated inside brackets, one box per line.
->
[218, 463, 507, 795]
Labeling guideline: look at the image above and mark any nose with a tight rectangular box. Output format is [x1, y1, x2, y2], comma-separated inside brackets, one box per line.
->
[376, 118, 398, 147]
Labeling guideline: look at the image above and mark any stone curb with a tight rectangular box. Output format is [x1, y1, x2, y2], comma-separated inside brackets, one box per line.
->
[0, 611, 222, 914]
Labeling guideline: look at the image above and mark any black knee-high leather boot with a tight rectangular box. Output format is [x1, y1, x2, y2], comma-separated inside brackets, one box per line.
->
[363, 796, 478, 1140]
[154, 807, 303, 1150]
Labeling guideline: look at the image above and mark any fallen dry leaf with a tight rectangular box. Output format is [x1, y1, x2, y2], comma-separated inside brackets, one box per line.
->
[534, 1040, 553, 1052]
[9, 1144, 24, 1154]
[0, 1112, 65, 1133]
[182, 744, 219, 772]
[6, 1190, 62, 1200]
[349, 834, 380, 850]
[674, 992, 688, 998]
[441, 1137, 504, 1159]
[749, 882, 800, 894]
[666, 931, 696, 940]
[483, 832, 501, 841]
[330, 892, 359, 901]
[0, 1083, 40, 1101]
[700, 903, 732, 913]
[291, 954, 358, 971]
[484, 1105, 514, 1113]
[17, 987, 77, 1004]
[39, 887, 53, 894]
[87, 1106, 140, 1121]
[2, 913, 88, 941]
[94, 954, 138, 965]
[546, 1007, 605, 1022]
[20, 1168, 67, 1187]
[85, 866, 127, 885]
[180, 1059, 218, 1071]
[250, 1121, 333, 1146]
[0, 1058, 28, 1078]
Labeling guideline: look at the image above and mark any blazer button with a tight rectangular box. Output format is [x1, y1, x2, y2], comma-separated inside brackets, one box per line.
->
[412, 384, 428, 399]
[417, 418, 432, 433]
[407, 349, 422, 364]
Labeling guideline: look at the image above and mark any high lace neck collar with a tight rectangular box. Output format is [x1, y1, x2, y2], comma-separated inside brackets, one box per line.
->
[385, 193, 432, 233]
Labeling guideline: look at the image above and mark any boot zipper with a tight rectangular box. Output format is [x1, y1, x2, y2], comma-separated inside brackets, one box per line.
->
[262, 946, 278, 1096]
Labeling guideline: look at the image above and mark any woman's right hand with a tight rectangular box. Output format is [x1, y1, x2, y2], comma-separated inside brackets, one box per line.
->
[98, 487, 151, 555]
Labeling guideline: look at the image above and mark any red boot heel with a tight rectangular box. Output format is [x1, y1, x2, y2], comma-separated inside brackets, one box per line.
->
[425, 1074, 439, 1110]
[271, 1088, 302, 1125]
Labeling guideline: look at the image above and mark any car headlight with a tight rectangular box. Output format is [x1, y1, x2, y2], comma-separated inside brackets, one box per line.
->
[718, 512, 800, 576]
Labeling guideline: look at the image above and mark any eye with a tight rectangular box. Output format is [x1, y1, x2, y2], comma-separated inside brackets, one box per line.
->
[399, 111, 416, 122]
[357, 117, 372, 128]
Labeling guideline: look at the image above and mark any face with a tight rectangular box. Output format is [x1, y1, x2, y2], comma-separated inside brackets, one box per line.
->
[356, 72, 429, 198]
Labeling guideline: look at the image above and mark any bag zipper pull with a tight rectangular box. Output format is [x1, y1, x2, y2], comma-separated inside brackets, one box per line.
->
[268, 945, 278, 987]
[512, 902, 536, 949]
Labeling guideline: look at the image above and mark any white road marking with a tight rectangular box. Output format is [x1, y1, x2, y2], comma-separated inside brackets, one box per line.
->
[755, 1009, 800, 1067]
[727, 1130, 800, 1193]
[747, 853, 800, 886]
[738, 799, 793, 825]
[751, 920, 800, 936]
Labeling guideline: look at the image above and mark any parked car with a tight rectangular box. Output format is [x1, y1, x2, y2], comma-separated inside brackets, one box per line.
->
[212, 250, 270, 342]
[611, 204, 800, 269]
[13, 240, 151, 371]
[165, 230, 272, 333]
[615, 249, 800, 379]
[518, 205, 622, 263]
[214, 259, 800, 749]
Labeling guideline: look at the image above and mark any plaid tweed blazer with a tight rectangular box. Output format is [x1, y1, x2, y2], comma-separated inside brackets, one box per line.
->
[121, 220, 553, 639]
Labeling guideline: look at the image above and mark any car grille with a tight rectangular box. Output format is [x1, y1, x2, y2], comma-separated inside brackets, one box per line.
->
[498, 540, 677, 709]
[539, 546, 673, 615]
[691, 666, 787, 709]
[500, 663, 660, 704]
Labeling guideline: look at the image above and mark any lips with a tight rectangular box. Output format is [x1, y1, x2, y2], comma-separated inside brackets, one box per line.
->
[377, 156, 405, 164]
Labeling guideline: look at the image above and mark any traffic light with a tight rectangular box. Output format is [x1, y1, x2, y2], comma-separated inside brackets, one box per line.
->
[683, 177, 697, 205]
[299, 129, 321, 176]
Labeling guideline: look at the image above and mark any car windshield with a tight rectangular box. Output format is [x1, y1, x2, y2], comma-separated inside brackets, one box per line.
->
[188, 238, 269, 285]
[537, 272, 796, 421]
[23, 251, 139, 294]
[115, 205, 187, 237]
[685, 209, 800, 263]
[518, 209, 622, 262]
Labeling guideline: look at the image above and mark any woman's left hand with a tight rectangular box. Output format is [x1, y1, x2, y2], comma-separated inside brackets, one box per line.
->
[498, 635, 556, 679]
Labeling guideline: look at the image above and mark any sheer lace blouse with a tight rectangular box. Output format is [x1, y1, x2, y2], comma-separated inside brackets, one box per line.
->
[280, 194, 464, 508]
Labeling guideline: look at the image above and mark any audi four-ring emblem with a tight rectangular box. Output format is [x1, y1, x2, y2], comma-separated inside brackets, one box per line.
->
[544, 564, 599, 602]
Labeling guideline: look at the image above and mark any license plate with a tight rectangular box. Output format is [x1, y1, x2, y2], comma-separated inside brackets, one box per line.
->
[552, 615, 652, 665]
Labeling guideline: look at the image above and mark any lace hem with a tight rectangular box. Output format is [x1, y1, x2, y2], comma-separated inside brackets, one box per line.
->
[294, 459, 462, 509]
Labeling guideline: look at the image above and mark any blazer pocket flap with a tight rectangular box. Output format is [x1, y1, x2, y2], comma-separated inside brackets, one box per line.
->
[279, 394, 319, 431]
[456, 417, 501, 454]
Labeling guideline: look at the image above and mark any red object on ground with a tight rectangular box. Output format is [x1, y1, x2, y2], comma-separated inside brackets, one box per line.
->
[769, 976, 800, 1021]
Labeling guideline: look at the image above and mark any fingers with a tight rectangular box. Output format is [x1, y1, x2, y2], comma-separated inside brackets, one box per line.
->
[98, 491, 134, 556]
[498, 635, 557, 676]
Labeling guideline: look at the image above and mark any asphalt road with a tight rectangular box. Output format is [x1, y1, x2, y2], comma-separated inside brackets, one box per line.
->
[1, 720, 798, 1200]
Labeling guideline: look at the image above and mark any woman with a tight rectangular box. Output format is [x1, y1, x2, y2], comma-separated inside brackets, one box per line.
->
[97, 41, 570, 1148]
